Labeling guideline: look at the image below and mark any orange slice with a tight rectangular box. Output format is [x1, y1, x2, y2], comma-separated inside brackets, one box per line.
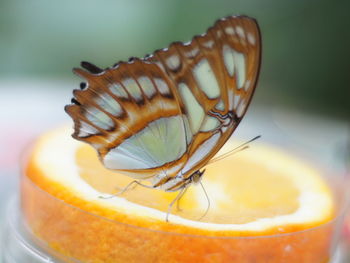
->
[22, 125, 336, 262]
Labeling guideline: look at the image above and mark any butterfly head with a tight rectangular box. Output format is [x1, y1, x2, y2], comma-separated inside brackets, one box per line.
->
[189, 169, 206, 184]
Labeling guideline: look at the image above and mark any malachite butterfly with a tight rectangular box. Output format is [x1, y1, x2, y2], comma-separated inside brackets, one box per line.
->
[65, 15, 261, 192]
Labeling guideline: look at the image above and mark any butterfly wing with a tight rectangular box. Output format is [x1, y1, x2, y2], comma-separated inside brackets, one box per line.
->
[65, 15, 261, 190]
[146, 16, 261, 181]
[65, 59, 190, 180]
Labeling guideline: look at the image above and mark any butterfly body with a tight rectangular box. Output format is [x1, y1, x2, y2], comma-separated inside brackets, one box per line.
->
[65, 15, 261, 192]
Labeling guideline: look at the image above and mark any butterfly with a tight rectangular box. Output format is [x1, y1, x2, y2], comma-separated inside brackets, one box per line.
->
[65, 15, 261, 193]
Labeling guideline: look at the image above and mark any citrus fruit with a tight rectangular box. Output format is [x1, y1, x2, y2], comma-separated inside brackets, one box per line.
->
[22, 125, 336, 262]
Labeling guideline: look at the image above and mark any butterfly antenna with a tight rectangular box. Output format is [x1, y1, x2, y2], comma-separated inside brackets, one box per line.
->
[209, 146, 250, 164]
[209, 135, 261, 164]
[197, 181, 210, 221]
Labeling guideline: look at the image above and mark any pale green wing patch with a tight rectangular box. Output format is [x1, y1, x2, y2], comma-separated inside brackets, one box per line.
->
[103, 116, 187, 170]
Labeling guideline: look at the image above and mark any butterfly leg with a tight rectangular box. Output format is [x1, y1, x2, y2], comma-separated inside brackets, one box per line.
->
[166, 186, 188, 222]
[175, 186, 188, 212]
[99, 180, 153, 199]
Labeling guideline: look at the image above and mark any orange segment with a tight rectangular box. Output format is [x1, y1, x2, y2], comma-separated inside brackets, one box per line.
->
[22, 125, 337, 262]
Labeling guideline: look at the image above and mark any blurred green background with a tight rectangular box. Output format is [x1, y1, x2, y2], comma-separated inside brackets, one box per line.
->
[0, 0, 349, 119]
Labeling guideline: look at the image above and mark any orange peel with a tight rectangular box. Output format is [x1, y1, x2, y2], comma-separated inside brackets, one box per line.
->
[22, 126, 337, 262]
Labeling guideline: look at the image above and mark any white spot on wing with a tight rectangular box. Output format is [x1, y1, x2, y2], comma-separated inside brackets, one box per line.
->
[203, 40, 214, 48]
[109, 83, 128, 98]
[235, 26, 245, 39]
[236, 100, 246, 117]
[193, 59, 220, 99]
[247, 32, 256, 45]
[154, 78, 170, 95]
[222, 45, 246, 88]
[233, 51, 246, 89]
[223, 45, 235, 77]
[178, 83, 205, 133]
[225, 27, 235, 35]
[228, 89, 234, 111]
[79, 121, 99, 137]
[228, 91, 241, 111]
[122, 78, 143, 101]
[95, 93, 123, 116]
[85, 107, 114, 130]
[138, 76, 156, 98]
[244, 80, 251, 91]
[185, 48, 199, 58]
[166, 55, 181, 71]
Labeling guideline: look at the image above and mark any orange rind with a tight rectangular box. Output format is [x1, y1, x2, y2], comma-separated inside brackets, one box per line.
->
[21, 126, 338, 262]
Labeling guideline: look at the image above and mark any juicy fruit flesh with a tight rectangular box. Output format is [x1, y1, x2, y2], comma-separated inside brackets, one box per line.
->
[78, 142, 305, 224]
[29, 126, 334, 233]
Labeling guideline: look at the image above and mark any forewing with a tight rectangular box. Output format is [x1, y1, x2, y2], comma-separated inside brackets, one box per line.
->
[146, 15, 261, 178]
